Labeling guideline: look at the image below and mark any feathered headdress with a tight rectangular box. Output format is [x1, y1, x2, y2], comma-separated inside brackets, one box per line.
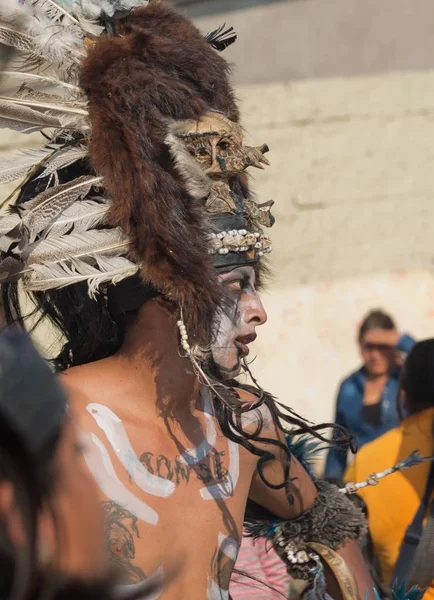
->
[0, 0, 273, 348]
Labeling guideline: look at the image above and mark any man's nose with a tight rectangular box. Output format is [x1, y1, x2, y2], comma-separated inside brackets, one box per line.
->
[244, 294, 267, 326]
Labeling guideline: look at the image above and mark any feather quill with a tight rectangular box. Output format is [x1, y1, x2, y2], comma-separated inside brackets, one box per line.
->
[26, 255, 139, 297]
[0, 98, 62, 129]
[25, 227, 129, 264]
[0, 116, 42, 134]
[0, 71, 81, 96]
[0, 24, 36, 54]
[35, 145, 88, 181]
[0, 96, 88, 115]
[42, 197, 110, 237]
[0, 175, 101, 252]
[0, 147, 57, 184]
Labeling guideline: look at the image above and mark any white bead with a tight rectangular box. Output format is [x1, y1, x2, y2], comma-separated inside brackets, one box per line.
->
[258, 251, 264, 257]
[255, 242, 262, 249]
[239, 229, 247, 235]
[254, 232, 260, 238]
[216, 233, 224, 240]
[181, 334, 188, 340]
[177, 320, 183, 327]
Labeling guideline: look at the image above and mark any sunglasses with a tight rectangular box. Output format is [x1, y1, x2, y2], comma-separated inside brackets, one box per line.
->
[361, 342, 394, 352]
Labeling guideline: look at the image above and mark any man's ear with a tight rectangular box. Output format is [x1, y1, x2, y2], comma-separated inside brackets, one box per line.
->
[154, 294, 177, 316]
[0, 481, 26, 547]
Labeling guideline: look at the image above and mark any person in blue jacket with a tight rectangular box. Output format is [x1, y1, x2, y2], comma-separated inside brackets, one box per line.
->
[325, 309, 415, 479]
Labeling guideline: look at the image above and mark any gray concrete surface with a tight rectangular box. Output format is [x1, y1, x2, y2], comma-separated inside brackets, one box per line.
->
[181, 0, 434, 84]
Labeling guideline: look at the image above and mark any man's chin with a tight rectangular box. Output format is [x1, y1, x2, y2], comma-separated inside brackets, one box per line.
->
[208, 355, 242, 381]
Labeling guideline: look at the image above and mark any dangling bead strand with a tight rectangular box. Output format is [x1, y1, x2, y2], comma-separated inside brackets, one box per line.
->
[177, 318, 191, 357]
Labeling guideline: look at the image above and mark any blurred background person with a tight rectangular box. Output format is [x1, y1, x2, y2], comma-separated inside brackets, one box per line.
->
[325, 309, 415, 479]
[345, 339, 434, 598]
[0, 333, 161, 600]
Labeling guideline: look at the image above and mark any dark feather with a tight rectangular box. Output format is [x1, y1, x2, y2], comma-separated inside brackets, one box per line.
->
[205, 24, 237, 52]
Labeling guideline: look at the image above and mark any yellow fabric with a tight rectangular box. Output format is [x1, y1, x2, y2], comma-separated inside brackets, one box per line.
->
[345, 407, 434, 600]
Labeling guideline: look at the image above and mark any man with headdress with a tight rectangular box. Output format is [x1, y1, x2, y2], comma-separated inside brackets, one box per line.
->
[0, 1, 372, 598]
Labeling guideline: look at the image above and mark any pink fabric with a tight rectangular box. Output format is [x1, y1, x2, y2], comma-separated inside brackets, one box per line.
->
[230, 532, 291, 599]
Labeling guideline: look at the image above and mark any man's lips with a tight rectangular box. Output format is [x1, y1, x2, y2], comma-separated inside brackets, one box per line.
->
[234, 334, 257, 357]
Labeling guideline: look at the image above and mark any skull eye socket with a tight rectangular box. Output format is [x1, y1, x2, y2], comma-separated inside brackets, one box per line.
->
[193, 145, 210, 158]
[217, 140, 230, 151]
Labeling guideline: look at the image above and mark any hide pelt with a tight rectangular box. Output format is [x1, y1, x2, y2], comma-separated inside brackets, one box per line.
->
[80, 1, 240, 346]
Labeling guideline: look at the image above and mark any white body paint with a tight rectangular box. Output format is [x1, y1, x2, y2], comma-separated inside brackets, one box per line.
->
[207, 579, 230, 600]
[83, 432, 159, 525]
[87, 403, 175, 498]
[180, 388, 217, 465]
[180, 388, 240, 500]
[207, 533, 240, 600]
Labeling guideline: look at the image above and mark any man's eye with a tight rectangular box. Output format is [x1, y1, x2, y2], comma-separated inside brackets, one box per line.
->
[227, 280, 244, 291]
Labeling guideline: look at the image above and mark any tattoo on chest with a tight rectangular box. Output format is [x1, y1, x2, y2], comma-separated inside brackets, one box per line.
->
[86, 402, 240, 505]
[139, 449, 228, 487]
[102, 501, 146, 584]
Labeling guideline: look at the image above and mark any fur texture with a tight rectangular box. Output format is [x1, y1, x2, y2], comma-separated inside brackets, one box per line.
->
[244, 480, 367, 580]
[80, 1, 240, 346]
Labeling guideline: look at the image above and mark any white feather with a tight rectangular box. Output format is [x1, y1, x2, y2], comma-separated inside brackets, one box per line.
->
[42, 197, 110, 237]
[0, 95, 88, 115]
[0, 0, 83, 70]
[0, 71, 81, 97]
[0, 212, 20, 237]
[0, 116, 43, 134]
[0, 175, 103, 254]
[35, 145, 88, 180]
[0, 24, 36, 55]
[25, 255, 139, 297]
[0, 147, 56, 184]
[25, 227, 129, 264]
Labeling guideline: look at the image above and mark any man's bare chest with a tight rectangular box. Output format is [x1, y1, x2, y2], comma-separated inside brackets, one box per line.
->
[81, 400, 254, 593]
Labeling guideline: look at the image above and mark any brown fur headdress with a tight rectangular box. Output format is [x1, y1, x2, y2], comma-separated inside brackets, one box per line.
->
[0, 0, 273, 348]
[80, 3, 240, 346]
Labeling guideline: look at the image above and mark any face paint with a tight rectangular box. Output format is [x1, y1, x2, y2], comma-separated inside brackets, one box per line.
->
[87, 403, 175, 498]
[212, 266, 266, 380]
[180, 388, 217, 466]
[82, 432, 159, 526]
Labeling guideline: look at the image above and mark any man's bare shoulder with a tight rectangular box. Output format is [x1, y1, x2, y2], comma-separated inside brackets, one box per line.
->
[59, 357, 124, 425]
[234, 387, 275, 433]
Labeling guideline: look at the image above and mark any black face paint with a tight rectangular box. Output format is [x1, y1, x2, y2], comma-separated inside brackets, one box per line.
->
[210, 267, 261, 380]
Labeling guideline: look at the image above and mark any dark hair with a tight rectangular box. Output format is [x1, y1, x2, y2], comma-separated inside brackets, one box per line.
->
[1, 155, 354, 511]
[400, 339, 434, 415]
[0, 415, 59, 600]
[0, 154, 132, 372]
[358, 309, 396, 344]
